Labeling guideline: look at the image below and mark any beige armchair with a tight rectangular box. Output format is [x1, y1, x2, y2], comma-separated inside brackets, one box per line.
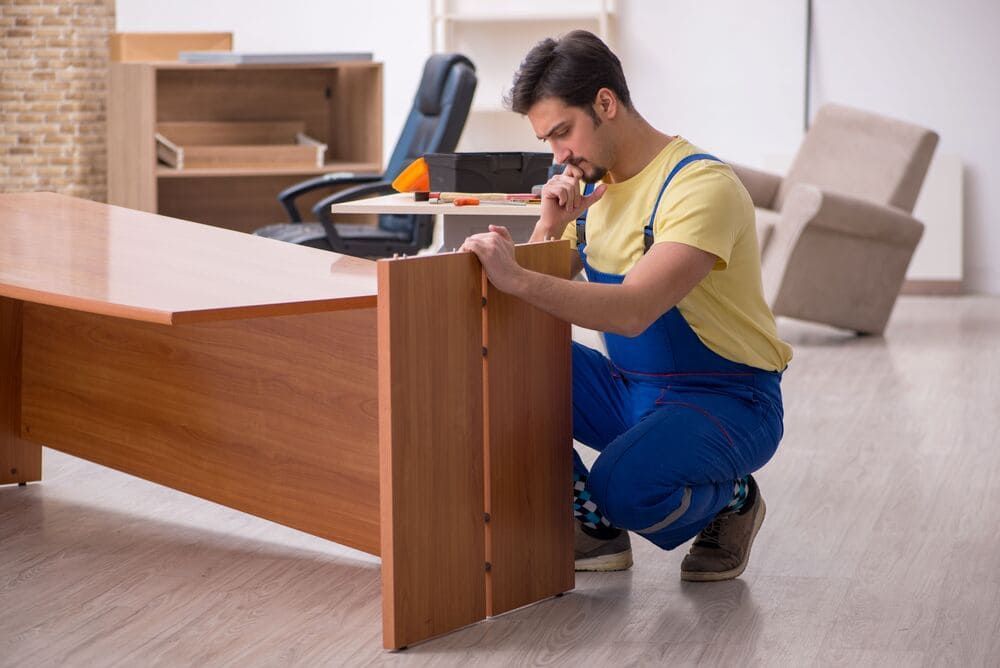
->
[733, 103, 939, 335]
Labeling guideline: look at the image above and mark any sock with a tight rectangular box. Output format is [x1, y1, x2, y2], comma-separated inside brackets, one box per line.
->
[726, 475, 752, 514]
[573, 473, 620, 539]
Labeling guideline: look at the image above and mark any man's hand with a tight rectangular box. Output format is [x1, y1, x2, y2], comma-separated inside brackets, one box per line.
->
[459, 225, 525, 294]
[539, 163, 607, 232]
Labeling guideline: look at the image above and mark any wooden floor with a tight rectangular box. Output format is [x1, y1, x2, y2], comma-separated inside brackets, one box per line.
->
[2, 296, 999, 666]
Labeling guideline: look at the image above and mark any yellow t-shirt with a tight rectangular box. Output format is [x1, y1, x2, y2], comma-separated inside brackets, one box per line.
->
[561, 137, 793, 372]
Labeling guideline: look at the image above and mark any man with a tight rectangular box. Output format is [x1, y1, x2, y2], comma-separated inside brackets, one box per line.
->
[460, 30, 792, 581]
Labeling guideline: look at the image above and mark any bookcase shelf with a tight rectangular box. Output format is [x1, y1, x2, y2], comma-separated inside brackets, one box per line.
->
[108, 61, 383, 233]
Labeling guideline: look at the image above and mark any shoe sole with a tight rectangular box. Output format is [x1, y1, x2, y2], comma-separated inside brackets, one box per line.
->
[575, 549, 634, 572]
[679, 496, 766, 582]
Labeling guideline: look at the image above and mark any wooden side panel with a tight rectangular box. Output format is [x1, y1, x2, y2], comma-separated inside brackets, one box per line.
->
[19, 304, 381, 554]
[484, 241, 575, 616]
[0, 297, 41, 485]
[330, 64, 382, 167]
[378, 253, 486, 649]
[107, 63, 157, 211]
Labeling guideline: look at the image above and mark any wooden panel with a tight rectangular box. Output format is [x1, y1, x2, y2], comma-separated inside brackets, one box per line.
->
[377, 252, 486, 649]
[0, 193, 377, 323]
[156, 68, 337, 146]
[157, 174, 377, 233]
[110, 32, 232, 62]
[155, 121, 325, 171]
[330, 64, 383, 166]
[484, 241, 574, 615]
[0, 297, 41, 485]
[19, 304, 380, 554]
[157, 121, 308, 145]
[107, 63, 157, 212]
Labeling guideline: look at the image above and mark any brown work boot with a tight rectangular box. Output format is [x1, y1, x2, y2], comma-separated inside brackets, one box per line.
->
[574, 522, 633, 572]
[680, 476, 766, 582]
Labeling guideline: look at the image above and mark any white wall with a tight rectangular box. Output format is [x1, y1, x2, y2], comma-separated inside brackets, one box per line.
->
[116, 0, 1000, 293]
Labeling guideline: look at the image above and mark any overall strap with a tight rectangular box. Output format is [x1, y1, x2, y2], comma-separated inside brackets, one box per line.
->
[575, 182, 596, 251]
[643, 153, 722, 252]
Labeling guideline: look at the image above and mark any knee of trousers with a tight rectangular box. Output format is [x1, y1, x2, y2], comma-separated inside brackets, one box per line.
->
[587, 450, 690, 533]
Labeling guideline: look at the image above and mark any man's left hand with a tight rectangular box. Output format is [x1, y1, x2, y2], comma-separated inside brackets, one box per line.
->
[459, 225, 524, 294]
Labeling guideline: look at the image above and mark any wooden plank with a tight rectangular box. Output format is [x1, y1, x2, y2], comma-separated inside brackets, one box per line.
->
[377, 252, 487, 649]
[483, 241, 575, 616]
[0, 194, 377, 323]
[330, 63, 383, 168]
[107, 63, 157, 212]
[109, 32, 232, 62]
[156, 173, 378, 232]
[19, 304, 381, 554]
[0, 297, 41, 485]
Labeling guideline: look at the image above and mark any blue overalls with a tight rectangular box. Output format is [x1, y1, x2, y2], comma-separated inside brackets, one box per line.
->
[573, 154, 785, 551]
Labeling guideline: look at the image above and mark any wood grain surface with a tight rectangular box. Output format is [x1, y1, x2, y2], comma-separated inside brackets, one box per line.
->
[483, 241, 575, 616]
[0, 193, 377, 323]
[19, 303, 380, 554]
[0, 297, 40, 485]
[377, 251, 487, 649]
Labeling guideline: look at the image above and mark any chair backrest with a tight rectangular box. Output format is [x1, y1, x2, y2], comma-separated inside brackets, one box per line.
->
[378, 53, 477, 235]
[384, 54, 477, 182]
[775, 103, 939, 213]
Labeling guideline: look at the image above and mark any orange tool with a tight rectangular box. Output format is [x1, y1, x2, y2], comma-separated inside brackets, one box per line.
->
[391, 156, 430, 192]
[453, 197, 480, 206]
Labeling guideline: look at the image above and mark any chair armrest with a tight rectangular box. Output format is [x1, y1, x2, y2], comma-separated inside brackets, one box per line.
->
[760, 184, 925, 307]
[312, 181, 396, 228]
[278, 172, 382, 223]
[791, 185, 925, 247]
[730, 163, 782, 209]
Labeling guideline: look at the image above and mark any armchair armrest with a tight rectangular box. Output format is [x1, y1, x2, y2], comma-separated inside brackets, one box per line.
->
[730, 163, 782, 210]
[278, 172, 382, 223]
[312, 180, 396, 230]
[760, 183, 925, 311]
[789, 184, 924, 247]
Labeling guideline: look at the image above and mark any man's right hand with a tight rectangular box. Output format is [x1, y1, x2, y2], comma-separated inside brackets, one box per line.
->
[538, 163, 607, 232]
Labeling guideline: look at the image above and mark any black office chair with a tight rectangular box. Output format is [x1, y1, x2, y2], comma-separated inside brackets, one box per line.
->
[254, 54, 477, 258]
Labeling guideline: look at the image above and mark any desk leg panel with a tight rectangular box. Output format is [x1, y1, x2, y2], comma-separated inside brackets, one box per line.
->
[484, 241, 575, 616]
[1, 297, 41, 485]
[377, 254, 487, 649]
[19, 304, 380, 554]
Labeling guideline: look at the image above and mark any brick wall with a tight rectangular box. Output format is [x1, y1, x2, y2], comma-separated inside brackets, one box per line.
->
[0, 0, 115, 201]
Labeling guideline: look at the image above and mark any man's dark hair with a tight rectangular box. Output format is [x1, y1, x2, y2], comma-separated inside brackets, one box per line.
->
[505, 30, 632, 119]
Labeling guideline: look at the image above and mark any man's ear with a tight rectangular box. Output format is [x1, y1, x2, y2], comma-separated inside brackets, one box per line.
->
[594, 88, 619, 120]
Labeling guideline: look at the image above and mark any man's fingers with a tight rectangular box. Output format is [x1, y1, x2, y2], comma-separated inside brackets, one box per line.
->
[582, 183, 607, 207]
[562, 162, 584, 179]
[488, 225, 513, 242]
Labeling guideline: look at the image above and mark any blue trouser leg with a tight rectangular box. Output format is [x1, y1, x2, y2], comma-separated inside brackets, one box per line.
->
[571, 343, 631, 480]
[571, 342, 783, 551]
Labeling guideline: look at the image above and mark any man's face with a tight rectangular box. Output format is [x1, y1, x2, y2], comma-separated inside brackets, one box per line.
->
[527, 97, 611, 184]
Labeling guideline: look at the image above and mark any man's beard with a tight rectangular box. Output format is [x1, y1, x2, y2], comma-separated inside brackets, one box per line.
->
[582, 165, 608, 184]
[570, 158, 608, 184]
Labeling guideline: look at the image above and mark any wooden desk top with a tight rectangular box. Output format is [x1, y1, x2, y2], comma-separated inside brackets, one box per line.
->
[0, 193, 377, 324]
[329, 192, 542, 217]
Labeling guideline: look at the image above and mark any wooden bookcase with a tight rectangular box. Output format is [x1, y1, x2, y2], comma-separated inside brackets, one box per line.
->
[107, 61, 383, 233]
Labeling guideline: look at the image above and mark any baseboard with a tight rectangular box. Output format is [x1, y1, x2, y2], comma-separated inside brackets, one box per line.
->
[900, 279, 964, 295]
